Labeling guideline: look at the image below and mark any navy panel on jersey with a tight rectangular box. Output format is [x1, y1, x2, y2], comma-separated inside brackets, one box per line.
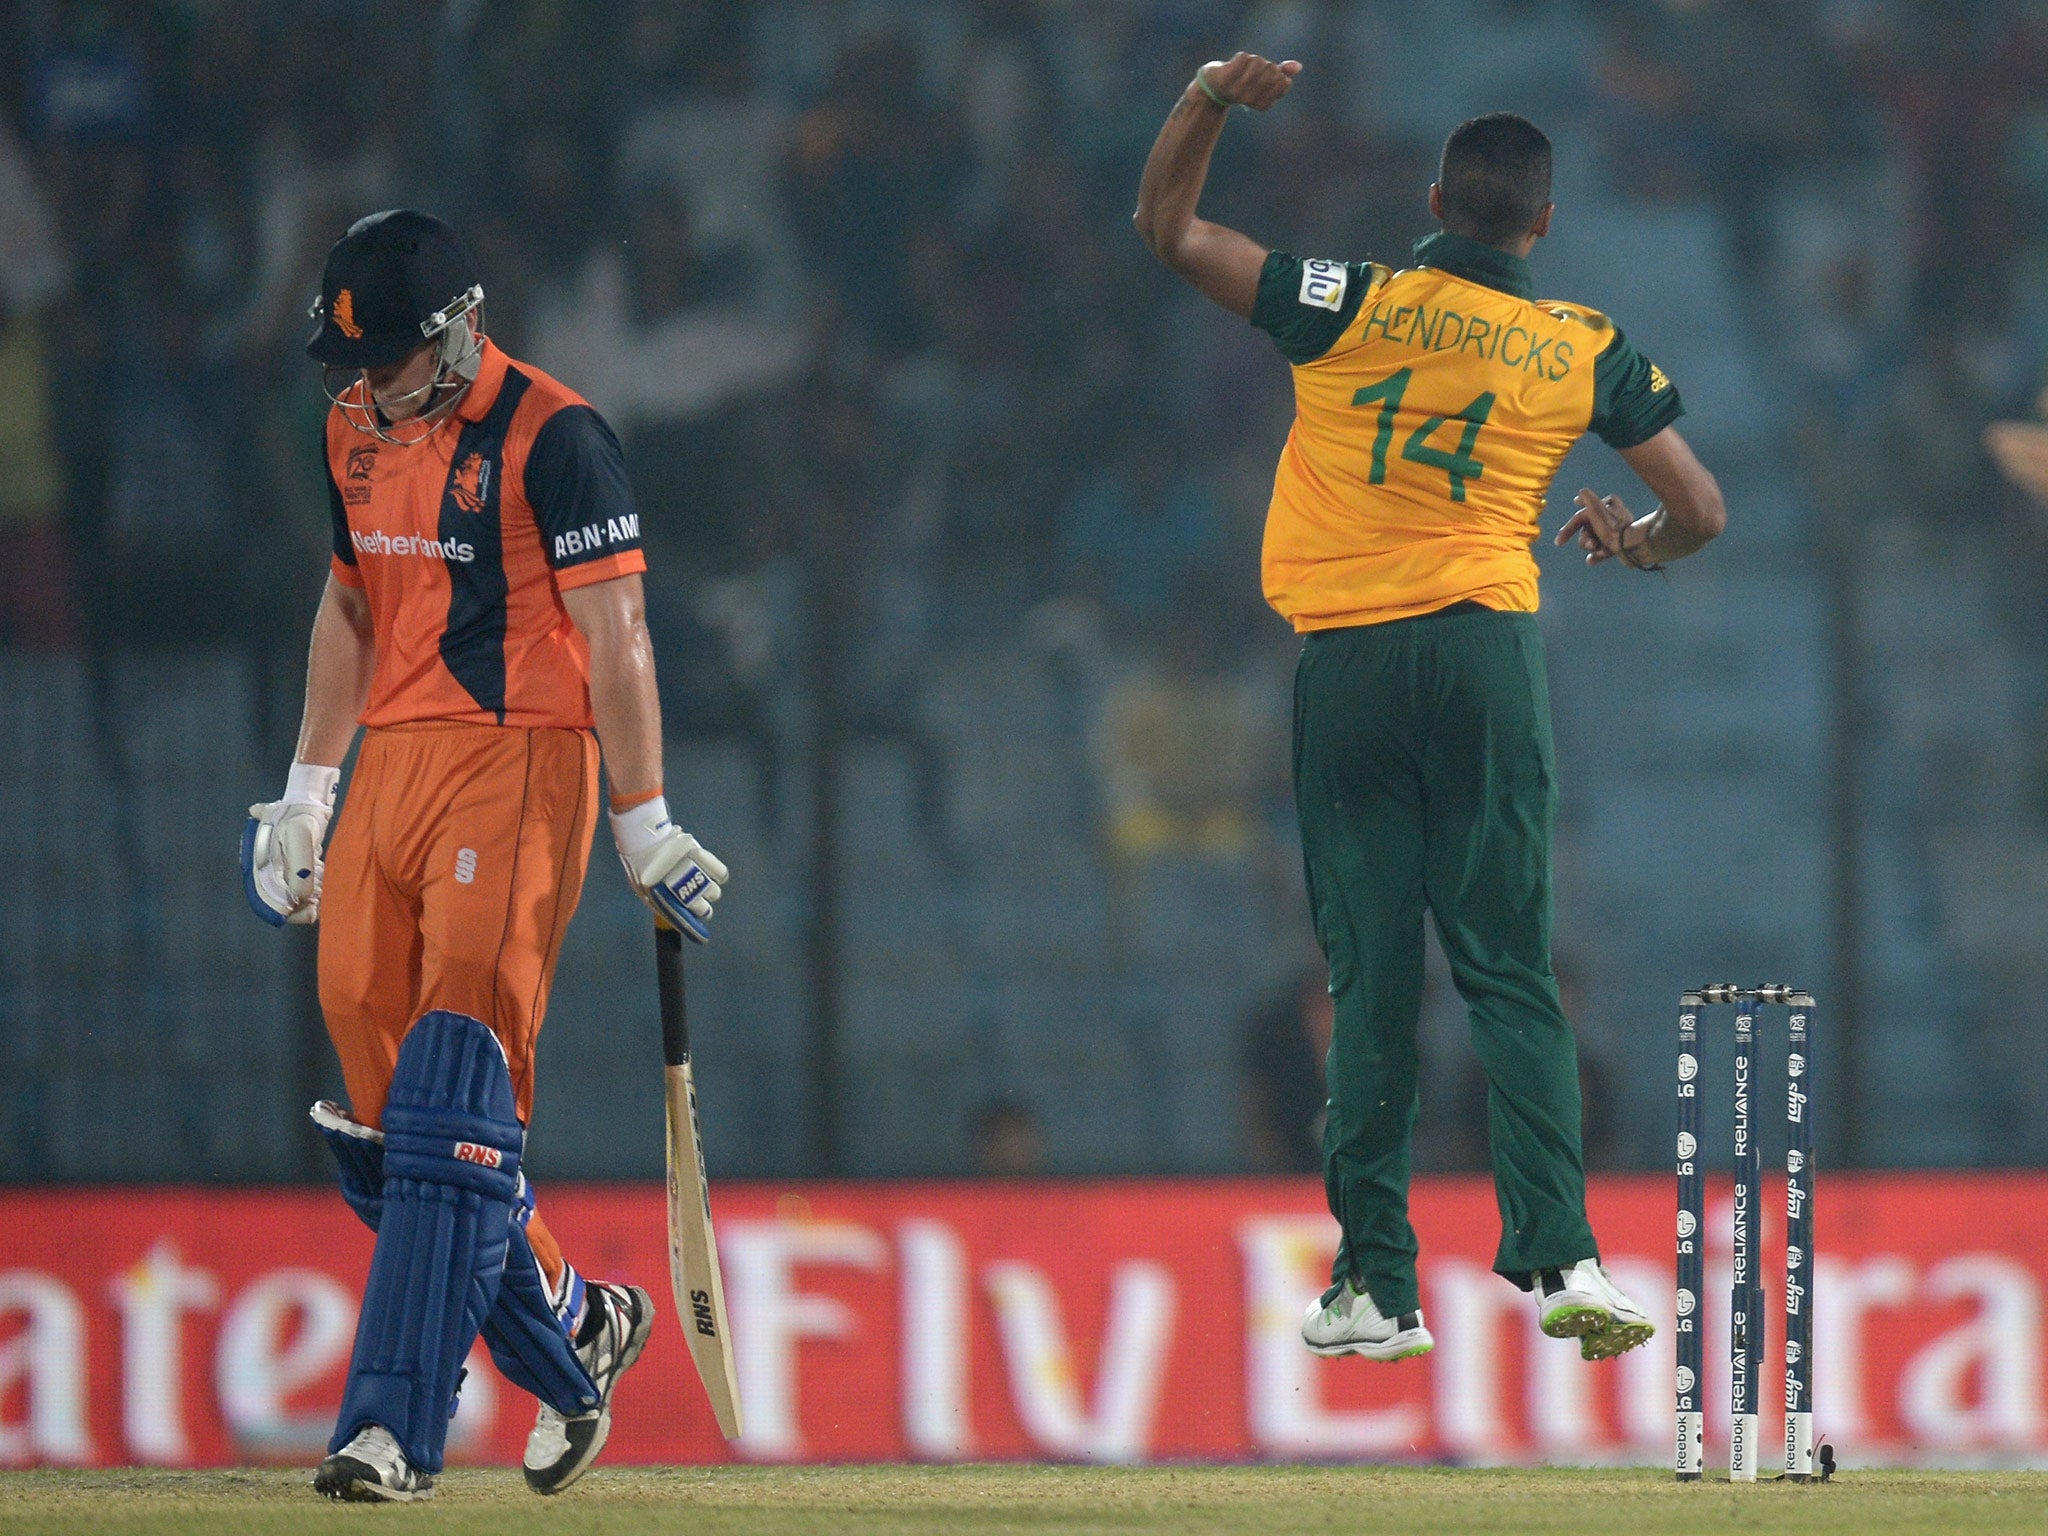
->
[437, 369, 532, 724]
[525, 405, 642, 574]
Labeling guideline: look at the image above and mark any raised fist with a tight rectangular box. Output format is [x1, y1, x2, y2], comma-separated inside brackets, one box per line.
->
[1197, 52, 1303, 112]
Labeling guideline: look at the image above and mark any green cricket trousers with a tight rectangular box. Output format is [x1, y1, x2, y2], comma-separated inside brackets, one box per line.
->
[1293, 603, 1597, 1315]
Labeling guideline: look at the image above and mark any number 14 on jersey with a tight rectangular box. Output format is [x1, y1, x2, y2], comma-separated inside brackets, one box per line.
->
[1352, 367, 1496, 503]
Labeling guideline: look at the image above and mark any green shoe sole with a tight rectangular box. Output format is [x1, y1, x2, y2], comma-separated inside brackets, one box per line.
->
[1305, 1332, 1436, 1362]
[1580, 1319, 1656, 1361]
[1539, 1303, 1607, 1339]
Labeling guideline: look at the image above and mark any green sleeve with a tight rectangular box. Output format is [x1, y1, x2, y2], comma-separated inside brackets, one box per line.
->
[1589, 328, 1684, 448]
[1251, 252, 1374, 365]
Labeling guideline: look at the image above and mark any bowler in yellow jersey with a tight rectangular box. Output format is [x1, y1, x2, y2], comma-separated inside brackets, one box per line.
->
[1136, 53, 1726, 1363]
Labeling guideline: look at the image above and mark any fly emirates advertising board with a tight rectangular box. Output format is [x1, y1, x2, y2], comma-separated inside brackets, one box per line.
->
[2, 1177, 2045, 1467]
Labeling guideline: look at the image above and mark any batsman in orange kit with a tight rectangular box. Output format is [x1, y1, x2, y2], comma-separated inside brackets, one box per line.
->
[239, 211, 729, 1502]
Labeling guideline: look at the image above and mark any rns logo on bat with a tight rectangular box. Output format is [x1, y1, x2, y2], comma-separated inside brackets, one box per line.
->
[691, 1288, 718, 1337]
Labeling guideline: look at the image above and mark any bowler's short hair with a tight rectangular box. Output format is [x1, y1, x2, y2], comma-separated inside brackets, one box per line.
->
[1438, 113, 1553, 245]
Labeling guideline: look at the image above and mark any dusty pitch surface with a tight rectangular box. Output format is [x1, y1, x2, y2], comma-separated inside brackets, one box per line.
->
[3, 1466, 2045, 1535]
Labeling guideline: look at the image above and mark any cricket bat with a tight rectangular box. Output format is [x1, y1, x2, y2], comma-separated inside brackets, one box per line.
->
[655, 920, 743, 1439]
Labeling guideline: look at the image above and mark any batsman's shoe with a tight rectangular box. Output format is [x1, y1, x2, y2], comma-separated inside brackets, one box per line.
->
[314, 1424, 434, 1502]
[1301, 1279, 1434, 1361]
[524, 1282, 655, 1495]
[1536, 1259, 1656, 1360]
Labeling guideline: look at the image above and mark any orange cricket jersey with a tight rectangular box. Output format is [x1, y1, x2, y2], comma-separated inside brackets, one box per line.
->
[324, 339, 646, 729]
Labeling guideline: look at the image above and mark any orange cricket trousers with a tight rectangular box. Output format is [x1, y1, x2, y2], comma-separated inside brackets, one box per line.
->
[319, 720, 600, 1284]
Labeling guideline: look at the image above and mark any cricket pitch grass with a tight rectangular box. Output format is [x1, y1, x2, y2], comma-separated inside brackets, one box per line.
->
[4, 1466, 2046, 1536]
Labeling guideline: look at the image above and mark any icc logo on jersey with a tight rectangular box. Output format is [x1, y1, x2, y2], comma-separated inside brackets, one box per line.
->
[346, 445, 378, 480]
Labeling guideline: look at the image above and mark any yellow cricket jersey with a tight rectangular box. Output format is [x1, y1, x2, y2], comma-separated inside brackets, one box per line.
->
[1252, 231, 1682, 630]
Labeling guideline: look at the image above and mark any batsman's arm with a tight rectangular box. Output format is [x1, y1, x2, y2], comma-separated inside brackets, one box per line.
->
[240, 573, 370, 926]
[564, 573, 730, 940]
[296, 574, 376, 767]
[562, 573, 663, 803]
[1133, 52, 1302, 318]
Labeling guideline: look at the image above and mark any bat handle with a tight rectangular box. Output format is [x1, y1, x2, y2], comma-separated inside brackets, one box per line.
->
[655, 920, 690, 1066]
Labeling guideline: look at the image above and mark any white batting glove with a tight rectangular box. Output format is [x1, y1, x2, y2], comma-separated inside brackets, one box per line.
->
[242, 763, 339, 927]
[610, 796, 728, 942]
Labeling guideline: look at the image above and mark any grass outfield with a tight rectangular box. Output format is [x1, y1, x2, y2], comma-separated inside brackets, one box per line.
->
[3, 1467, 2047, 1536]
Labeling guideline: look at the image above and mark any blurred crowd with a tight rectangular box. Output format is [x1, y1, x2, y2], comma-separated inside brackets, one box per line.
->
[1587, 0, 2048, 529]
[5, 0, 2044, 725]
[0, 0, 1431, 721]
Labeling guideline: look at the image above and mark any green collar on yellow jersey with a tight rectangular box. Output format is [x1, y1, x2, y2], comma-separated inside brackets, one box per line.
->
[1413, 230, 1533, 300]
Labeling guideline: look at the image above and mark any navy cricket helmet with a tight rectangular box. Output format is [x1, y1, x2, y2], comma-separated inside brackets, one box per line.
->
[306, 209, 483, 369]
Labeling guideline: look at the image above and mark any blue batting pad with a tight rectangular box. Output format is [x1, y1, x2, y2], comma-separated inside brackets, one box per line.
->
[311, 1101, 384, 1227]
[329, 1010, 523, 1475]
[311, 1103, 599, 1418]
[489, 1190, 601, 1416]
